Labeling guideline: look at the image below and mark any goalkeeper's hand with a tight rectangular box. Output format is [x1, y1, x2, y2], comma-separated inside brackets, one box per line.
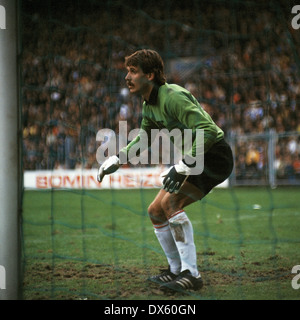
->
[97, 155, 120, 183]
[160, 160, 191, 194]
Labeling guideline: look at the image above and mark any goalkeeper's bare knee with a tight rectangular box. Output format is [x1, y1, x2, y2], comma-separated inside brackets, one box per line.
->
[148, 202, 167, 225]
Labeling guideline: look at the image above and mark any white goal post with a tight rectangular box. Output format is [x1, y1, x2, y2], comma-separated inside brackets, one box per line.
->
[0, 0, 21, 300]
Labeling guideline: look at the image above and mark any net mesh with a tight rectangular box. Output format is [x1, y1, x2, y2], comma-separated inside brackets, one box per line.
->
[21, 0, 300, 300]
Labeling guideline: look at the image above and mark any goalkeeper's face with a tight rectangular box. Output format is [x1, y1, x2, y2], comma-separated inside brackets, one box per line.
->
[125, 65, 154, 98]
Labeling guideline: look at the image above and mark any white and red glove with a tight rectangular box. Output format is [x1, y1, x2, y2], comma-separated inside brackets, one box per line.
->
[97, 155, 120, 183]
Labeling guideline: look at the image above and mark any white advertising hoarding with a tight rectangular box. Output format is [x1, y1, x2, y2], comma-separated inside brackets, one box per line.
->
[24, 168, 228, 190]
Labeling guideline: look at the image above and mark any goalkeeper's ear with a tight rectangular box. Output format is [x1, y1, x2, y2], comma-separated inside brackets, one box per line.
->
[146, 72, 154, 80]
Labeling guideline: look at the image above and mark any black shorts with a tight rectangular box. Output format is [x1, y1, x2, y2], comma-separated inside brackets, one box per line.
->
[187, 139, 233, 196]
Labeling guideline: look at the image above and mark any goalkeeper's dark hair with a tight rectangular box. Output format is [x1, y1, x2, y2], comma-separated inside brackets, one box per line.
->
[125, 49, 166, 86]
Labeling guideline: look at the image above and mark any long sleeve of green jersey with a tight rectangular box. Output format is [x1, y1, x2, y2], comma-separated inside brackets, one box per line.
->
[119, 83, 224, 159]
[118, 117, 153, 160]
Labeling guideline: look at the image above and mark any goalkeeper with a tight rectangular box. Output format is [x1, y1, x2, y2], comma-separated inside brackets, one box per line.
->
[97, 49, 233, 292]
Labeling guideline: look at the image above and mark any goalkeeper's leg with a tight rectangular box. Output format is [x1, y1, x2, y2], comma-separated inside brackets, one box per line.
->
[160, 181, 204, 279]
[148, 191, 181, 277]
[148, 182, 204, 285]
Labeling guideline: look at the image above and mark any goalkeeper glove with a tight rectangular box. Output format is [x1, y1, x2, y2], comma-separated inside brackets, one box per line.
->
[97, 155, 120, 183]
[160, 160, 191, 194]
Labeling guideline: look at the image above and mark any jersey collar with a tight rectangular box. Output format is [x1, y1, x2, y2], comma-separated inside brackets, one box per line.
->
[145, 84, 160, 105]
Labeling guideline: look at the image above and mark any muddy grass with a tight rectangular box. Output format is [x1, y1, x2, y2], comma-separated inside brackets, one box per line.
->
[22, 260, 292, 300]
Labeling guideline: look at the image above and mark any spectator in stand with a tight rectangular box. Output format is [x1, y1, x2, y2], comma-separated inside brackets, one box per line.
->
[293, 155, 300, 180]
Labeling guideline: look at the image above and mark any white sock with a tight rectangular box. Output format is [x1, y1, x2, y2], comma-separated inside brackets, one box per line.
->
[168, 210, 200, 278]
[153, 222, 181, 275]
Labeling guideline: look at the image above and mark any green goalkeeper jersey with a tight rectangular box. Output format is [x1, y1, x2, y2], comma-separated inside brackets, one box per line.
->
[120, 83, 224, 159]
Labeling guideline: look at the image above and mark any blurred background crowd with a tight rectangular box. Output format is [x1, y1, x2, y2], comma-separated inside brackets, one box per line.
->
[21, 0, 300, 183]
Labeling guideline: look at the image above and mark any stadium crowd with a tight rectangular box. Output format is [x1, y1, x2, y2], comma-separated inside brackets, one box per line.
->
[22, 1, 300, 183]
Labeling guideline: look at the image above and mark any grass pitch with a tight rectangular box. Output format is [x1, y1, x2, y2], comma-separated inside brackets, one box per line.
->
[22, 186, 300, 300]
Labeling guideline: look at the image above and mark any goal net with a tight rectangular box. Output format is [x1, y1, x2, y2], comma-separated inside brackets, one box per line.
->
[20, 0, 300, 300]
